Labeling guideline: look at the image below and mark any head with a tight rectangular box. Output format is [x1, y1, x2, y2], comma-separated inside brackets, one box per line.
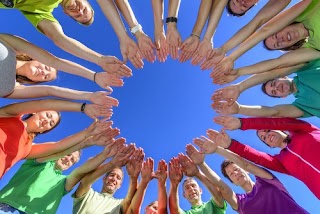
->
[263, 22, 308, 51]
[145, 201, 158, 214]
[16, 55, 58, 84]
[221, 160, 251, 186]
[102, 167, 124, 194]
[261, 77, 294, 98]
[62, 0, 94, 25]
[23, 111, 61, 135]
[55, 151, 81, 171]
[256, 129, 289, 148]
[226, 0, 258, 17]
[182, 177, 202, 205]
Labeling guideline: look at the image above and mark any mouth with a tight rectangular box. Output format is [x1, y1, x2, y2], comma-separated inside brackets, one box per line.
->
[270, 135, 274, 142]
[287, 33, 291, 41]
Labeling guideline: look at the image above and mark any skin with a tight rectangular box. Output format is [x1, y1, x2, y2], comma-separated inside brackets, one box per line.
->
[145, 201, 158, 214]
[264, 77, 296, 97]
[16, 61, 58, 82]
[182, 179, 203, 205]
[54, 151, 80, 171]
[62, 0, 93, 24]
[264, 23, 309, 50]
[257, 130, 288, 148]
[229, 0, 258, 15]
[102, 168, 124, 194]
[225, 163, 253, 188]
[24, 111, 60, 134]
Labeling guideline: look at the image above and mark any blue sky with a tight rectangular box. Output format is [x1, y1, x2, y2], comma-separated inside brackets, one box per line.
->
[1, 0, 319, 213]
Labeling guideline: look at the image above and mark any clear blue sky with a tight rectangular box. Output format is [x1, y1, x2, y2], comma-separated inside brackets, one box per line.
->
[1, 0, 319, 213]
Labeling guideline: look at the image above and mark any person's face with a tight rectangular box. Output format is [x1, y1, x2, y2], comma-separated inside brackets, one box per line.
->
[265, 23, 307, 50]
[257, 130, 287, 148]
[25, 111, 60, 133]
[55, 151, 80, 171]
[145, 201, 158, 214]
[229, 0, 258, 15]
[21, 61, 57, 82]
[102, 168, 123, 194]
[264, 78, 293, 97]
[183, 179, 202, 204]
[225, 163, 250, 186]
[63, 0, 93, 24]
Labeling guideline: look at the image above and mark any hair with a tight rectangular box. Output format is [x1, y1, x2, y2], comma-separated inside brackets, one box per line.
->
[225, 0, 256, 17]
[105, 167, 125, 181]
[261, 80, 281, 98]
[182, 177, 198, 190]
[15, 54, 56, 85]
[256, 130, 291, 147]
[263, 22, 307, 51]
[220, 159, 234, 183]
[145, 201, 158, 212]
[22, 111, 62, 136]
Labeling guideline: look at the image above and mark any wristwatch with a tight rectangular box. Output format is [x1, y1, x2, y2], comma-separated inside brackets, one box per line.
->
[130, 24, 142, 35]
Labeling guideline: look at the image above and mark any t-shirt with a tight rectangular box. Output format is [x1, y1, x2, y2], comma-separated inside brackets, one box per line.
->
[0, 41, 16, 97]
[0, 159, 68, 214]
[295, 0, 320, 50]
[236, 175, 308, 214]
[72, 188, 123, 214]
[180, 199, 227, 214]
[0, 117, 30, 178]
[292, 59, 320, 118]
[0, 0, 60, 28]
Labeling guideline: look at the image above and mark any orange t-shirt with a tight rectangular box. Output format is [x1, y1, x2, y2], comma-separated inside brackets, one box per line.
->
[0, 117, 31, 178]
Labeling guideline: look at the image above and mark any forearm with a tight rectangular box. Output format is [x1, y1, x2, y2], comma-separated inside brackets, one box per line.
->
[169, 183, 180, 214]
[122, 176, 139, 214]
[158, 181, 168, 214]
[203, 0, 226, 40]
[152, 0, 165, 34]
[191, 0, 212, 36]
[114, 0, 138, 28]
[168, 0, 181, 17]
[239, 104, 304, 118]
[128, 180, 149, 214]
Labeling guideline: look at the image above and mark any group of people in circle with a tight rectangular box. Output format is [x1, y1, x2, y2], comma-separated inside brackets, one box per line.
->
[0, 0, 319, 213]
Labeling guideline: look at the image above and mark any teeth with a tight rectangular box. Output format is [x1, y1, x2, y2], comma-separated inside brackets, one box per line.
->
[288, 33, 291, 41]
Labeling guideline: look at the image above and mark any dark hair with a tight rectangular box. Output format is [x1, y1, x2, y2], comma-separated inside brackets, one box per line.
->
[221, 159, 234, 183]
[256, 130, 291, 147]
[263, 22, 307, 51]
[226, 0, 255, 17]
[22, 111, 62, 136]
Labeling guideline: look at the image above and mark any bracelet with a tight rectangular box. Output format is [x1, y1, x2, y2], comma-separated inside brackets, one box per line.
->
[166, 17, 178, 24]
[81, 103, 87, 113]
[130, 24, 142, 35]
[191, 33, 200, 39]
[93, 72, 97, 83]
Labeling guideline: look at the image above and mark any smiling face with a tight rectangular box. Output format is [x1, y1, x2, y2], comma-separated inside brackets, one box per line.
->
[228, 0, 258, 15]
[102, 168, 124, 194]
[24, 111, 60, 134]
[55, 151, 80, 171]
[225, 163, 250, 186]
[182, 178, 202, 204]
[257, 130, 288, 148]
[264, 23, 308, 50]
[63, 0, 94, 25]
[263, 78, 293, 98]
[17, 61, 57, 83]
[145, 201, 158, 214]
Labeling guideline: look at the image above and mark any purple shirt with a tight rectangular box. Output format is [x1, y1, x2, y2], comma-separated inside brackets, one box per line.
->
[236, 175, 309, 214]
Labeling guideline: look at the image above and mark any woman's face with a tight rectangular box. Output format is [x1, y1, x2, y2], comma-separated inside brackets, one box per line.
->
[257, 129, 287, 148]
[229, 0, 258, 15]
[145, 201, 158, 214]
[25, 111, 60, 133]
[264, 23, 307, 50]
[20, 61, 57, 82]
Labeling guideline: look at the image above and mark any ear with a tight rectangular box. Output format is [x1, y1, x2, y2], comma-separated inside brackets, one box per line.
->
[199, 187, 202, 195]
[183, 191, 186, 198]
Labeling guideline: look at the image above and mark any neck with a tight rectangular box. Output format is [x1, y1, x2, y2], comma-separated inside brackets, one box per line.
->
[241, 179, 255, 193]
[291, 80, 297, 93]
[16, 60, 27, 75]
[101, 187, 114, 196]
[300, 23, 310, 38]
[190, 199, 202, 207]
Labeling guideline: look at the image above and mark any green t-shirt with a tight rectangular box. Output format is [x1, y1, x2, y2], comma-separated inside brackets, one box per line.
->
[295, 0, 320, 50]
[292, 59, 320, 118]
[0, 0, 61, 28]
[180, 199, 227, 214]
[0, 159, 68, 214]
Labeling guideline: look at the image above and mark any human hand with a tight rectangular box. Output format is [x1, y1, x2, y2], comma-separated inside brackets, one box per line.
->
[212, 71, 239, 85]
[179, 35, 200, 62]
[120, 37, 144, 69]
[98, 55, 132, 78]
[193, 136, 217, 154]
[211, 84, 240, 105]
[154, 159, 168, 184]
[200, 47, 225, 70]
[95, 72, 124, 90]
[191, 39, 213, 66]
[166, 25, 182, 60]
[84, 104, 113, 120]
[177, 153, 199, 177]
[135, 31, 156, 63]
[211, 101, 240, 115]
[85, 120, 113, 138]
[185, 144, 204, 165]
[89, 91, 119, 107]
[110, 143, 136, 167]
[102, 137, 126, 159]
[210, 56, 234, 79]
[154, 32, 169, 62]
[213, 115, 241, 130]
[206, 129, 231, 148]
[126, 147, 145, 179]
[141, 157, 155, 183]
[168, 157, 183, 184]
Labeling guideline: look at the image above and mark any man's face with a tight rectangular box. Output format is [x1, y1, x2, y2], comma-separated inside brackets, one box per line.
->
[102, 168, 123, 194]
[55, 151, 80, 171]
[183, 179, 202, 204]
[225, 163, 249, 186]
[63, 0, 93, 24]
[264, 78, 293, 97]
[229, 0, 258, 15]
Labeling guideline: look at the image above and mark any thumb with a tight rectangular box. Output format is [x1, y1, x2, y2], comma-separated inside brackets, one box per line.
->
[155, 40, 160, 49]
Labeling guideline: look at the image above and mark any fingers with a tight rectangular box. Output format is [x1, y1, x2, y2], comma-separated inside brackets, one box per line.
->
[206, 129, 219, 140]
[129, 54, 144, 69]
[191, 52, 204, 65]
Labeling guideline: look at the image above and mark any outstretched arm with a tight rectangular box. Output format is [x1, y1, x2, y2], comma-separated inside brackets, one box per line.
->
[168, 157, 183, 214]
[155, 160, 168, 214]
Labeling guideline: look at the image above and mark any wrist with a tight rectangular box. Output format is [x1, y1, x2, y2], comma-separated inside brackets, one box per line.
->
[130, 23, 143, 36]
[166, 22, 177, 30]
[134, 30, 145, 39]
